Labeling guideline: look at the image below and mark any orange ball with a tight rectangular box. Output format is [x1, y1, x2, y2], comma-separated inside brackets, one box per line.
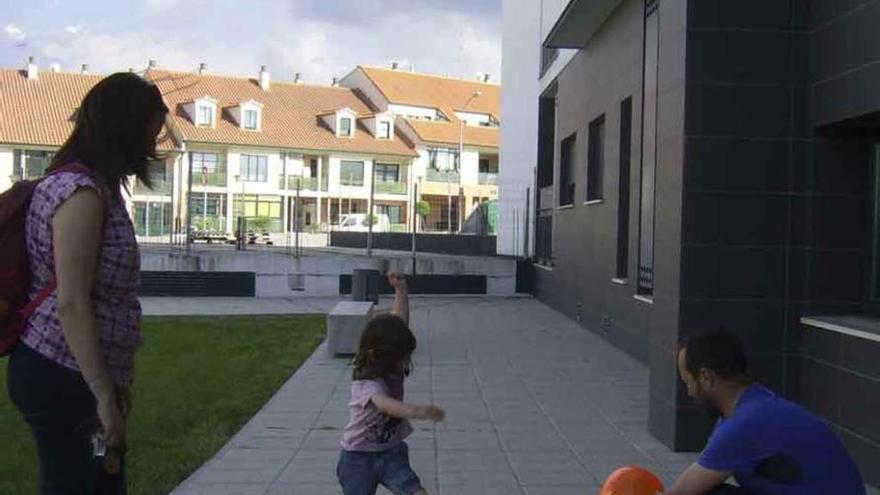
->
[600, 466, 665, 495]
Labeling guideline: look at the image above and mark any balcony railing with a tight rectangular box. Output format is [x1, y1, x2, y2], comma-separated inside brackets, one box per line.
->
[194, 169, 227, 187]
[478, 172, 498, 185]
[426, 168, 459, 183]
[279, 175, 319, 191]
[375, 181, 407, 195]
[133, 178, 172, 195]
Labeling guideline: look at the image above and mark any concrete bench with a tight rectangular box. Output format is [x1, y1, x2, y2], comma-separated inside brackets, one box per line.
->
[326, 301, 374, 356]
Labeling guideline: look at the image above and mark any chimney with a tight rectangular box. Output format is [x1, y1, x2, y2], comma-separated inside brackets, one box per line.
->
[80, 64, 89, 75]
[198, 62, 207, 75]
[331, 77, 339, 87]
[475, 72, 485, 82]
[482, 73, 491, 83]
[128, 67, 135, 73]
[148, 59, 157, 70]
[26, 56, 38, 80]
[409, 62, 415, 73]
[294, 72, 301, 84]
[391, 61, 399, 70]
[259, 65, 271, 91]
[49, 63, 61, 73]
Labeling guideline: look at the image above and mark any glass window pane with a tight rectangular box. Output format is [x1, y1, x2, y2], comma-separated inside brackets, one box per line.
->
[341, 161, 364, 186]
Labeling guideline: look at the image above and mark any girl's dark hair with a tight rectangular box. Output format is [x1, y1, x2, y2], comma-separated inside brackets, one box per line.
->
[352, 314, 416, 381]
[49, 72, 168, 198]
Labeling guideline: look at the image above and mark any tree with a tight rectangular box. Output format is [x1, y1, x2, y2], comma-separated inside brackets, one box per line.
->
[250, 216, 270, 233]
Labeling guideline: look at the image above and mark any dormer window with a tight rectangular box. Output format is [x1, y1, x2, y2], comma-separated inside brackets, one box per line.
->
[232, 100, 263, 131]
[196, 104, 214, 127]
[378, 120, 391, 139]
[340, 117, 353, 137]
[244, 109, 259, 130]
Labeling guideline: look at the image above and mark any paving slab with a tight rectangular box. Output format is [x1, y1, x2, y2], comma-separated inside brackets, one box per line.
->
[170, 296, 696, 494]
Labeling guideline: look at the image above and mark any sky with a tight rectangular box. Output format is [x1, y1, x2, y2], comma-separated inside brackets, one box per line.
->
[0, 0, 502, 84]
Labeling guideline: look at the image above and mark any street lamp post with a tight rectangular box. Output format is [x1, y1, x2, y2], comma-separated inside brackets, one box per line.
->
[456, 91, 482, 234]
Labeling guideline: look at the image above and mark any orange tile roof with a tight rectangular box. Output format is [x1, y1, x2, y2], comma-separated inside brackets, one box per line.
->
[356, 66, 500, 149]
[149, 70, 417, 158]
[0, 68, 177, 151]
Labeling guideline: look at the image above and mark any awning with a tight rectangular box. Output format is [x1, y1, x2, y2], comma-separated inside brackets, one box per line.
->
[544, 0, 625, 49]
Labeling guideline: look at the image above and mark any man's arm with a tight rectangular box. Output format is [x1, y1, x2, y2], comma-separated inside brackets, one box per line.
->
[664, 463, 731, 495]
[388, 272, 409, 325]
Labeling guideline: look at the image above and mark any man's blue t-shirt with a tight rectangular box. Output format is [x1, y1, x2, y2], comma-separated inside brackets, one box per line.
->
[699, 384, 864, 494]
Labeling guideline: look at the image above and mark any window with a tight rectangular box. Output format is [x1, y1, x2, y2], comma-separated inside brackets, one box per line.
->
[559, 133, 576, 206]
[240, 154, 268, 182]
[638, 0, 659, 295]
[196, 105, 214, 126]
[428, 147, 459, 171]
[374, 163, 400, 183]
[188, 193, 228, 232]
[191, 152, 226, 186]
[587, 115, 605, 201]
[234, 194, 283, 232]
[540, 46, 559, 77]
[340, 117, 353, 137]
[378, 121, 391, 139]
[132, 201, 172, 237]
[537, 86, 557, 188]
[134, 160, 171, 194]
[376, 204, 403, 225]
[479, 159, 490, 173]
[617, 98, 633, 280]
[340, 161, 364, 186]
[12, 150, 53, 181]
[243, 109, 259, 130]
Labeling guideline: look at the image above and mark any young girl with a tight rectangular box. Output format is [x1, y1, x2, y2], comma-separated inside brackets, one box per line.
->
[337, 273, 445, 495]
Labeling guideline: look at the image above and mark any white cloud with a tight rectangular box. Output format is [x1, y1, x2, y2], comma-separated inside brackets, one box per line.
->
[37, 30, 228, 75]
[265, 10, 501, 85]
[144, 0, 179, 13]
[4, 23, 26, 42]
[0, 1, 501, 85]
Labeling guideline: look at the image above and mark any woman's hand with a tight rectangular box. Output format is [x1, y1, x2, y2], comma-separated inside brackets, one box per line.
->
[97, 395, 127, 454]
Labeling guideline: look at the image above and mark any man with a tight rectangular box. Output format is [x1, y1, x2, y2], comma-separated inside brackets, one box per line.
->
[664, 330, 865, 495]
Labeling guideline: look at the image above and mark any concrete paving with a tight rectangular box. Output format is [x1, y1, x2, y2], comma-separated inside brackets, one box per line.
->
[165, 296, 696, 495]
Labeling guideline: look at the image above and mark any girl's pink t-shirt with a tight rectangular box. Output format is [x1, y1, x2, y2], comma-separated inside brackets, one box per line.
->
[341, 375, 413, 452]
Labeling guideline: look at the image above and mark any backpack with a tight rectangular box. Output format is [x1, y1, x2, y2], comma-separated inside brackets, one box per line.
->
[0, 163, 92, 356]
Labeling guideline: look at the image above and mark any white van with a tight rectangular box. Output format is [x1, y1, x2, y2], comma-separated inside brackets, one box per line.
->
[338, 213, 391, 233]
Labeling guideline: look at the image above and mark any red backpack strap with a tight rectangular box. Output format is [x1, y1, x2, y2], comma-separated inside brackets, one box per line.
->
[19, 279, 56, 319]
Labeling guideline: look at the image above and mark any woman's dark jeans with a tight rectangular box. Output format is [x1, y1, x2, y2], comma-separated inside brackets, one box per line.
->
[7, 343, 125, 495]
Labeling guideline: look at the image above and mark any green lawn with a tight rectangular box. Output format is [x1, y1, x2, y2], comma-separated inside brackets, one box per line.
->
[0, 315, 325, 495]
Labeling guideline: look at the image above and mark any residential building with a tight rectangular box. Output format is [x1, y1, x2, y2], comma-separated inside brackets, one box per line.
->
[504, 0, 880, 485]
[0, 63, 180, 241]
[341, 65, 500, 233]
[148, 66, 417, 240]
[0, 61, 419, 243]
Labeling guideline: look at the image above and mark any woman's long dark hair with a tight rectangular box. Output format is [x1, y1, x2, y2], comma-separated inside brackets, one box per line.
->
[352, 314, 416, 381]
[49, 72, 168, 198]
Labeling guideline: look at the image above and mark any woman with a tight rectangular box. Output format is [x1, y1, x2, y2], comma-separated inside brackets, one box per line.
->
[7, 72, 168, 494]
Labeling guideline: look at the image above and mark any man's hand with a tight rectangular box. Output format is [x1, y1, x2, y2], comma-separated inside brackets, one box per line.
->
[663, 463, 731, 495]
[388, 272, 408, 292]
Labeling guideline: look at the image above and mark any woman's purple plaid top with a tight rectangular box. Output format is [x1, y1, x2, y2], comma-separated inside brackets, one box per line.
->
[21, 170, 143, 387]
